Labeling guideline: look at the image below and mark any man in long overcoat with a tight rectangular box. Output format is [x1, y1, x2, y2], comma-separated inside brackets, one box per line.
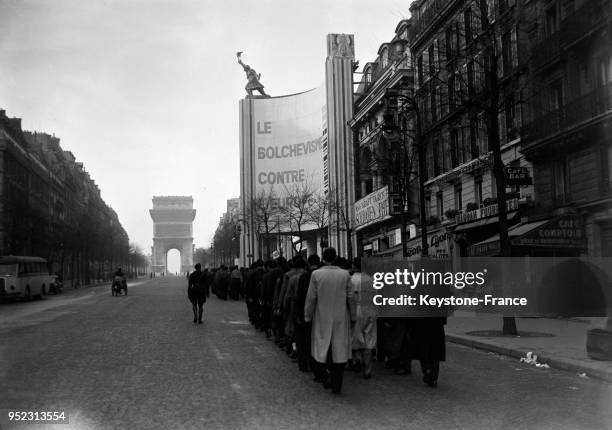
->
[304, 247, 356, 394]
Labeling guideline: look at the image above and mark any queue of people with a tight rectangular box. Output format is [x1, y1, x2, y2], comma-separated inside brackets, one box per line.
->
[238, 246, 447, 394]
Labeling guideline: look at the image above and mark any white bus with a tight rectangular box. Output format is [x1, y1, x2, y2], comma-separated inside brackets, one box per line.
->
[0, 256, 57, 300]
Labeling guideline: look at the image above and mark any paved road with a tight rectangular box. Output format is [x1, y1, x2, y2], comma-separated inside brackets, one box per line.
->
[1, 277, 611, 430]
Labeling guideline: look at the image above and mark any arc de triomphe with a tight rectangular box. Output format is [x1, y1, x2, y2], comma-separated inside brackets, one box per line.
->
[150, 196, 195, 274]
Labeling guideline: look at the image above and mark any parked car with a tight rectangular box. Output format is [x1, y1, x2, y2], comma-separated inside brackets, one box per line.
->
[0, 256, 57, 300]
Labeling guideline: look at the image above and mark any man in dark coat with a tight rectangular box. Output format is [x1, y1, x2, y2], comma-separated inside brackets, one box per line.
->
[188, 263, 208, 324]
[293, 254, 320, 372]
[246, 260, 265, 326]
[410, 317, 447, 387]
[214, 265, 230, 300]
[261, 259, 283, 338]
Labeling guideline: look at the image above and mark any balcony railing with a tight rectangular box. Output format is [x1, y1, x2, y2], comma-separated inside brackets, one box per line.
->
[522, 82, 612, 142]
[561, 0, 609, 46]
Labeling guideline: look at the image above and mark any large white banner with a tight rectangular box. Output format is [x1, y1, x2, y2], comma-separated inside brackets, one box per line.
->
[251, 86, 325, 199]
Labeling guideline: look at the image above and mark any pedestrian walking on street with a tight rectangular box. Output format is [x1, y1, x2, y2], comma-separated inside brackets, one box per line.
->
[349, 257, 377, 379]
[304, 247, 356, 394]
[188, 263, 208, 324]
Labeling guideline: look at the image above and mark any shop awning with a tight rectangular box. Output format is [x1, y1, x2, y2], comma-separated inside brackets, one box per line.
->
[469, 215, 586, 256]
[453, 211, 519, 233]
[473, 219, 550, 246]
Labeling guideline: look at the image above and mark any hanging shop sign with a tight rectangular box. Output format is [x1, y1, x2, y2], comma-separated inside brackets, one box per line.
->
[354, 186, 391, 230]
[504, 166, 532, 186]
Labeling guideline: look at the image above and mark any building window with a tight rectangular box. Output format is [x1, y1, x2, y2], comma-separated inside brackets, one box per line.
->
[608, 146, 612, 187]
[451, 129, 460, 168]
[502, 31, 512, 75]
[431, 87, 438, 122]
[433, 140, 441, 176]
[425, 194, 431, 217]
[454, 183, 463, 211]
[474, 176, 483, 205]
[470, 118, 479, 158]
[446, 27, 453, 59]
[545, 4, 559, 37]
[428, 44, 436, 76]
[448, 75, 455, 109]
[553, 159, 567, 204]
[505, 95, 518, 141]
[467, 61, 475, 97]
[417, 55, 424, 85]
[597, 54, 612, 86]
[436, 192, 444, 218]
[381, 48, 389, 69]
[491, 174, 497, 198]
[549, 79, 563, 111]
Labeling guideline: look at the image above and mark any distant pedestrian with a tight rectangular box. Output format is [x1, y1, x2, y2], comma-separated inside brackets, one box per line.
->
[304, 247, 356, 394]
[188, 263, 208, 324]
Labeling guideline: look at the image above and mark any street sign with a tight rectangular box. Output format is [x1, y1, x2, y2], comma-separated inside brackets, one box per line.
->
[504, 166, 532, 186]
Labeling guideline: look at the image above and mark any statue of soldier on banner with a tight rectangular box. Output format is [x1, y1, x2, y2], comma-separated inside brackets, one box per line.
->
[237, 51, 269, 97]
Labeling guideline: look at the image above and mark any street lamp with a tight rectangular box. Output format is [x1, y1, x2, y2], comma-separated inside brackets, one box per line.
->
[382, 89, 428, 258]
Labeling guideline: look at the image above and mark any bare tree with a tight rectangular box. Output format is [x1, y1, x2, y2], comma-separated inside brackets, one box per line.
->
[280, 180, 317, 255]
[246, 188, 280, 259]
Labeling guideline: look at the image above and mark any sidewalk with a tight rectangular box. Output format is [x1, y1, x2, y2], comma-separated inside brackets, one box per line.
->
[446, 310, 612, 382]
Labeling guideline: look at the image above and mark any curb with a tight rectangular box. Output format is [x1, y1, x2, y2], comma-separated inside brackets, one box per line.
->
[446, 333, 612, 383]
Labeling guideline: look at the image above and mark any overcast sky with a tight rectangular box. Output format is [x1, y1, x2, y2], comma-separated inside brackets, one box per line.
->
[0, 0, 410, 254]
